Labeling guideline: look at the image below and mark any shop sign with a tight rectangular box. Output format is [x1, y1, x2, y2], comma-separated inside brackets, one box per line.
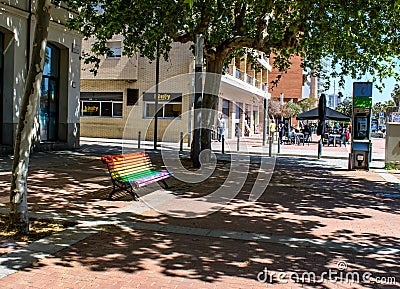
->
[143, 93, 182, 102]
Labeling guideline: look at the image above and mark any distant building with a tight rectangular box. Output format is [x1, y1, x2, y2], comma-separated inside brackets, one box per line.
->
[268, 56, 304, 103]
[327, 93, 341, 109]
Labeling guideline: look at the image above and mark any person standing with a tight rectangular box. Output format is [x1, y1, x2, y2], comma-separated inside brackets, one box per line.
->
[217, 114, 226, 142]
[269, 119, 276, 141]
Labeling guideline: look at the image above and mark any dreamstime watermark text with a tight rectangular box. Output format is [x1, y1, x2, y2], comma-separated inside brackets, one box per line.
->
[256, 261, 397, 285]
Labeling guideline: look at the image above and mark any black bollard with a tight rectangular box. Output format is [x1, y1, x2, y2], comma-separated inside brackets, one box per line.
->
[237, 134, 240, 151]
[138, 131, 141, 149]
[318, 139, 322, 159]
[269, 135, 273, 157]
[180, 132, 183, 152]
[222, 135, 225, 154]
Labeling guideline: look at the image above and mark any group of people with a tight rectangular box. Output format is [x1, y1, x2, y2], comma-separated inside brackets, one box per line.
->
[215, 113, 351, 146]
[277, 122, 312, 144]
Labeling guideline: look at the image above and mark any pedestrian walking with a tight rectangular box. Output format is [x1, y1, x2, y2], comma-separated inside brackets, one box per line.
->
[217, 114, 226, 142]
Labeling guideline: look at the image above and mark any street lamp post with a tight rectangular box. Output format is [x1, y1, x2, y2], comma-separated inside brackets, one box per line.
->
[153, 41, 160, 150]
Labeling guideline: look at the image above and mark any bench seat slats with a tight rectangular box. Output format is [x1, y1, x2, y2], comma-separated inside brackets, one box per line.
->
[135, 171, 172, 187]
[101, 152, 172, 200]
[110, 163, 153, 176]
[113, 169, 163, 183]
[106, 158, 152, 169]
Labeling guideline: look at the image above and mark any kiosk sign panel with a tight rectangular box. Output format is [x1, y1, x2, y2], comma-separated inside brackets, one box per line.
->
[350, 82, 373, 170]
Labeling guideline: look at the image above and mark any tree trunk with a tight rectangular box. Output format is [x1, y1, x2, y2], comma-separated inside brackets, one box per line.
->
[200, 57, 224, 152]
[9, 0, 52, 234]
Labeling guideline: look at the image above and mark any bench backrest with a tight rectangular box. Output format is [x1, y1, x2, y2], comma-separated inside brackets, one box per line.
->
[101, 152, 155, 179]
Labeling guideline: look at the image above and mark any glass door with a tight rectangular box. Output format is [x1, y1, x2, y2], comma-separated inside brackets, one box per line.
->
[40, 44, 59, 142]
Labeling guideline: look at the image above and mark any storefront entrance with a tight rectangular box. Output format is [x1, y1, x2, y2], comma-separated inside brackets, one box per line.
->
[40, 43, 59, 142]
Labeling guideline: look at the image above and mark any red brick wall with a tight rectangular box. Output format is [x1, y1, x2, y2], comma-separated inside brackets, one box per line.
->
[268, 56, 303, 103]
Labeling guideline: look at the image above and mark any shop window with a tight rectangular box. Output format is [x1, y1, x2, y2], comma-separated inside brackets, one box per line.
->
[144, 102, 182, 118]
[80, 92, 123, 118]
[113, 102, 123, 117]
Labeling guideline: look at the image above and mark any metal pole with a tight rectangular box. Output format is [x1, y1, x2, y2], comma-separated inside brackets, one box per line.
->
[153, 41, 160, 150]
[237, 133, 240, 151]
[262, 97, 268, 146]
[222, 135, 225, 154]
[138, 131, 141, 149]
[269, 135, 273, 157]
[180, 132, 183, 152]
[193, 34, 203, 168]
[277, 137, 281, 153]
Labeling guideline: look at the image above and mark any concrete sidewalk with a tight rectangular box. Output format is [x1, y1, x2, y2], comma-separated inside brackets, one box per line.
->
[0, 140, 398, 288]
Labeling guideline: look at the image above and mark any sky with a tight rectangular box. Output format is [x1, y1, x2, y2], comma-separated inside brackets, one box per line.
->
[325, 58, 399, 104]
[326, 75, 397, 104]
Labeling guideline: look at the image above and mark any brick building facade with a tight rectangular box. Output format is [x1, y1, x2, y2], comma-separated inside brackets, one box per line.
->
[268, 56, 304, 103]
[80, 37, 272, 142]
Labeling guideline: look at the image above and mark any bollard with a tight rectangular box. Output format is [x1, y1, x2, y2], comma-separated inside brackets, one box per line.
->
[269, 135, 273, 157]
[318, 139, 322, 159]
[222, 135, 225, 154]
[138, 131, 141, 149]
[237, 134, 240, 151]
[180, 132, 183, 152]
[277, 137, 281, 154]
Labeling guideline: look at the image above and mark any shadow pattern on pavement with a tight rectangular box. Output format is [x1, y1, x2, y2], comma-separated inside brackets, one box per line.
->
[0, 145, 398, 288]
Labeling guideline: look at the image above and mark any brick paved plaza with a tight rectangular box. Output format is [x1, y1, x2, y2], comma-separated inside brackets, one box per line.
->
[0, 139, 398, 289]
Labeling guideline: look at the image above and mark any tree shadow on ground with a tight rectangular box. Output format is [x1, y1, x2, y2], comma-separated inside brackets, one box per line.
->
[0, 146, 398, 288]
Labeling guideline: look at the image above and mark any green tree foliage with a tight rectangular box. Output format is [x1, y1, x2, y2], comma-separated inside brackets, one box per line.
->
[391, 84, 400, 107]
[372, 102, 386, 119]
[283, 102, 302, 118]
[336, 97, 352, 117]
[66, 0, 400, 156]
[297, 97, 317, 112]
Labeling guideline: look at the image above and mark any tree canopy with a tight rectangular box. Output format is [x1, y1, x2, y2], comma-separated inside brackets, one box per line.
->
[336, 97, 352, 118]
[67, 0, 400, 84]
[66, 0, 400, 161]
[391, 83, 400, 107]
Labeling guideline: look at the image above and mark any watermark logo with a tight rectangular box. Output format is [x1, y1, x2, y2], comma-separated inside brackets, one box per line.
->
[122, 72, 276, 218]
[256, 260, 397, 285]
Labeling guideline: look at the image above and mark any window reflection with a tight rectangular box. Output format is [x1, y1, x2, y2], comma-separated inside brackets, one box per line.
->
[40, 43, 59, 141]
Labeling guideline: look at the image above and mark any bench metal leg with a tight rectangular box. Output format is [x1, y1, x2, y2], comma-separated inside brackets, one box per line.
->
[108, 180, 118, 200]
[160, 180, 169, 189]
[107, 179, 139, 201]
[127, 187, 140, 201]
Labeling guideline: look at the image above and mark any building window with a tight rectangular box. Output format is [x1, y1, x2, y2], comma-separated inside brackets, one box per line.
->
[40, 43, 60, 142]
[144, 102, 182, 118]
[143, 92, 182, 119]
[80, 92, 123, 118]
[222, 99, 229, 117]
[235, 103, 242, 120]
[127, 89, 139, 106]
[106, 41, 121, 58]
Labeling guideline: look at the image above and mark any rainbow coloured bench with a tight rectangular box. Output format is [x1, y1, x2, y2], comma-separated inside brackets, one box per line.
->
[101, 152, 172, 201]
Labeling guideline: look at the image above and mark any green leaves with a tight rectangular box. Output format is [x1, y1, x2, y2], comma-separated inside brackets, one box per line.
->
[65, 0, 400, 85]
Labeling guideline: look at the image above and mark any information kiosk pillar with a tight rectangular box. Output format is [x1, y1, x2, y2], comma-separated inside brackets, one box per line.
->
[349, 82, 373, 170]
